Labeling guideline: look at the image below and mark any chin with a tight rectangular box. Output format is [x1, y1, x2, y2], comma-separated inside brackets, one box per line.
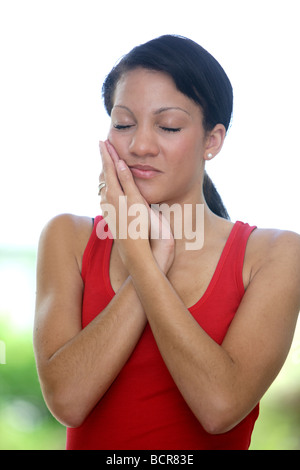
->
[133, 181, 158, 204]
[141, 193, 175, 207]
[134, 179, 180, 207]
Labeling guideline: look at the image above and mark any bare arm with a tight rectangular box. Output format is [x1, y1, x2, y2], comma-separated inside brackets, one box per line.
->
[104, 142, 300, 435]
[34, 143, 174, 428]
[128, 230, 300, 434]
[34, 214, 147, 428]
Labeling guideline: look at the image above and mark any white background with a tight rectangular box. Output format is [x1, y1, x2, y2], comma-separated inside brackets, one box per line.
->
[0, 0, 299, 248]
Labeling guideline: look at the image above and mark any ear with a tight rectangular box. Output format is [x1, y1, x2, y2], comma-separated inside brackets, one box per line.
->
[204, 124, 226, 161]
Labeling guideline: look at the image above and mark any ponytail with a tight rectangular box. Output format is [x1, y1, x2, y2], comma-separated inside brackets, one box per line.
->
[203, 172, 230, 220]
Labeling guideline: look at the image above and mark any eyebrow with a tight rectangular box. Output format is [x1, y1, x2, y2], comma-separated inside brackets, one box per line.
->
[113, 105, 134, 115]
[113, 105, 191, 116]
[154, 106, 191, 116]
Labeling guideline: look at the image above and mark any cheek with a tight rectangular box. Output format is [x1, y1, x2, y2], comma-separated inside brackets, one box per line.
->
[168, 141, 200, 169]
[107, 129, 129, 158]
[107, 127, 116, 145]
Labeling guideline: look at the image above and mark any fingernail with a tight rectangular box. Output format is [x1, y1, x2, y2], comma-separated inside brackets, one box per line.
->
[118, 160, 127, 171]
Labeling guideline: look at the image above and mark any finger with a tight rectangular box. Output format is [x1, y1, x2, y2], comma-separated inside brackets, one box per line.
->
[150, 207, 173, 240]
[98, 153, 106, 198]
[99, 141, 120, 185]
[99, 141, 114, 174]
[105, 140, 120, 165]
[116, 159, 138, 197]
[99, 170, 104, 183]
[99, 141, 125, 204]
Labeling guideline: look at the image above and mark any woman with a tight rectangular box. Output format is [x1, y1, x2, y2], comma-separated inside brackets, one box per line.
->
[34, 35, 300, 450]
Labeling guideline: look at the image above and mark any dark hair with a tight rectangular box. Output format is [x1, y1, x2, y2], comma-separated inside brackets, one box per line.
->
[102, 35, 232, 219]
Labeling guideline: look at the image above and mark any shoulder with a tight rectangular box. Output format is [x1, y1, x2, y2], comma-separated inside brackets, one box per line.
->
[249, 227, 300, 262]
[40, 213, 93, 236]
[38, 213, 94, 270]
[246, 227, 300, 298]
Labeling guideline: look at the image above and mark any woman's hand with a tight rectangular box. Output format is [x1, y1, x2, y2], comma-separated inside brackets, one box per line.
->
[99, 140, 174, 274]
[149, 206, 175, 274]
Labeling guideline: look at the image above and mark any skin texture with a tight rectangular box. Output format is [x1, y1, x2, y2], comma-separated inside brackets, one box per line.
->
[34, 69, 300, 433]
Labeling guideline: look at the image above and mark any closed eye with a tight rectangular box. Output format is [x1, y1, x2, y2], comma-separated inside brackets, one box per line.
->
[160, 127, 181, 133]
[113, 124, 134, 130]
[114, 124, 181, 133]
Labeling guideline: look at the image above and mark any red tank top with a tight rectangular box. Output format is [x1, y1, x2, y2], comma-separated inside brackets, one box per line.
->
[66, 217, 259, 450]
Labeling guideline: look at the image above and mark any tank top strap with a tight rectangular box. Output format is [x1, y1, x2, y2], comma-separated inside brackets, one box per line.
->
[223, 221, 257, 296]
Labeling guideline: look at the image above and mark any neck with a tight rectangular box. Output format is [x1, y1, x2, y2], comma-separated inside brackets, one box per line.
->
[152, 185, 218, 253]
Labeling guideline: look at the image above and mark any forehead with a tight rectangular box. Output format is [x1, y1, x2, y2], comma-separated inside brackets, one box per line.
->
[115, 68, 176, 91]
[113, 68, 200, 116]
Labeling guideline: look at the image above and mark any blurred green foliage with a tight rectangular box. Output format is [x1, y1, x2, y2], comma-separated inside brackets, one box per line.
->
[0, 320, 66, 449]
[0, 247, 66, 449]
[0, 247, 299, 450]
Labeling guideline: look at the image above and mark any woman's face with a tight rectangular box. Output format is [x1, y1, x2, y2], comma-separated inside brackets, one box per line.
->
[108, 68, 208, 205]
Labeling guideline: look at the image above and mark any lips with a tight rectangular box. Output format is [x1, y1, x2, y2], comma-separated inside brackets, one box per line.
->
[128, 164, 162, 179]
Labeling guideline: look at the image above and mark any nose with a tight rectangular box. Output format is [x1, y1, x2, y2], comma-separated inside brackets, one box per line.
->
[129, 126, 160, 158]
